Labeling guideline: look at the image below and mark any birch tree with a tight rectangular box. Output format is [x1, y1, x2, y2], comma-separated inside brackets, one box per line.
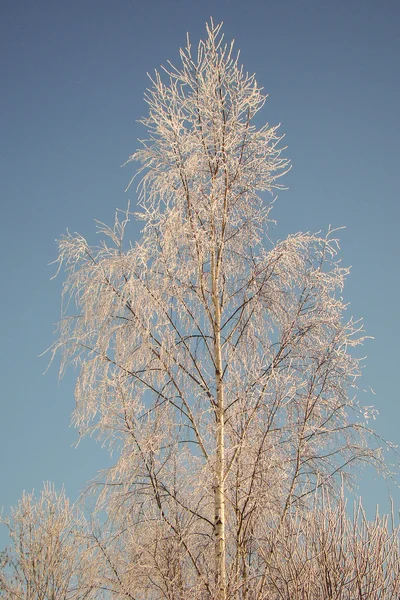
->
[52, 20, 392, 600]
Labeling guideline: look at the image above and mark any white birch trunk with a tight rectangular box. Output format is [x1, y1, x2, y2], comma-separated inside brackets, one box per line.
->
[212, 246, 226, 600]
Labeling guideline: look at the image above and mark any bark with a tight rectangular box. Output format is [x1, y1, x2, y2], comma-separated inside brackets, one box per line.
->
[212, 247, 226, 600]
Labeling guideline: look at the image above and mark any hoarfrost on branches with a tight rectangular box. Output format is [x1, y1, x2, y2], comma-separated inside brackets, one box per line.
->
[0, 484, 95, 599]
[2, 19, 397, 600]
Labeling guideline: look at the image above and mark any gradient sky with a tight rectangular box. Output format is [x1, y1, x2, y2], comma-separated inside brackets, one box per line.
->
[1, 0, 399, 544]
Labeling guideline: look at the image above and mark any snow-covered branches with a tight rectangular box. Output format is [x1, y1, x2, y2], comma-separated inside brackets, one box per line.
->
[125, 19, 289, 250]
[0, 484, 94, 599]
[2, 19, 396, 600]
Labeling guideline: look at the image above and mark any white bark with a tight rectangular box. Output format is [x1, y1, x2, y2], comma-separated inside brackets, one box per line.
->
[212, 243, 226, 600]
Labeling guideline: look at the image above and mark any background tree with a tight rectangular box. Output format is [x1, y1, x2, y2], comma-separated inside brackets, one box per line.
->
[0, 484, 94, 600]
[254, 493, 400, 599]
[49, 20, 394, 600]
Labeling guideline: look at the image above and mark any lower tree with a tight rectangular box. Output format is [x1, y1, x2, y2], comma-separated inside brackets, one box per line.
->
[88, 493, 400, 599]
[0, 484, 94, 599]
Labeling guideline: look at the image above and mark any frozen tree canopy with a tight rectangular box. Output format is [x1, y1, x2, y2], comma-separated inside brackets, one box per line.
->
[1, 20, 398, 600]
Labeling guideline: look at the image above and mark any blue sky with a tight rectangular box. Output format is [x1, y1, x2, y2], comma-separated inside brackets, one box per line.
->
[1, 0, 399, 539]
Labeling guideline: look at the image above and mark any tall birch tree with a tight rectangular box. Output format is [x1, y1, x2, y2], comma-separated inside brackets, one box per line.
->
[52, 20, 389, 600]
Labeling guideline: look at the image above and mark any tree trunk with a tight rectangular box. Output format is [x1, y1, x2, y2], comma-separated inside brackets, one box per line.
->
[212, 249, 226, 600]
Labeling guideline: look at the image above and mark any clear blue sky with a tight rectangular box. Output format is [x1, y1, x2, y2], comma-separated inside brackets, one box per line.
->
[1, 0, 399, 538]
